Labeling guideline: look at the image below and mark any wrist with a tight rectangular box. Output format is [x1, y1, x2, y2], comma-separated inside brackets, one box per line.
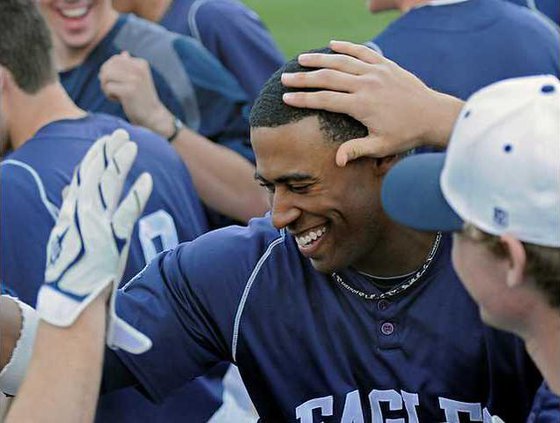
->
[145, 107, 176, 139]
[421, 91, 464, 149]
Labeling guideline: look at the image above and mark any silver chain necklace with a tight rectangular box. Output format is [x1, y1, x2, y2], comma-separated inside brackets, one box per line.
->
[331, 232, 442, 301]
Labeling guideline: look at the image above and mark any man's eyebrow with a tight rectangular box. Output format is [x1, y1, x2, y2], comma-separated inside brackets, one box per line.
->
[254, 172, 315, 184]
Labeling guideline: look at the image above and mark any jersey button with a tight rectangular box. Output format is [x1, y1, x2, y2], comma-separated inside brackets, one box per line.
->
[381, 322, 395, 336]
[377, 299, 390, 311]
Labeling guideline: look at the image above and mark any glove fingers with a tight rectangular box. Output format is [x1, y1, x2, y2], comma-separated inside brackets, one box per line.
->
[56, 170, 79, 227]
[78, 136, 111, 212]
[112, 172, 153, 240]
[80, 130, 129, 210]
[77, 134, 106, 187]
[101, 141, 138, 214]
[104, 129, 130, 157]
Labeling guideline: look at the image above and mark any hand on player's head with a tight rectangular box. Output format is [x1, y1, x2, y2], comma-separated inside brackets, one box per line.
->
[281, 40, 458, 166]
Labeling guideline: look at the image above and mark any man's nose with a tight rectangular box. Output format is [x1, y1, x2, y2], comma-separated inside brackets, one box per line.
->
[271, 190, 301, 230]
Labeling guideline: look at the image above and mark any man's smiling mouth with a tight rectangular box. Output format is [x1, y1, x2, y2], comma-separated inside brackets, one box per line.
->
[295, 226, 327, 248]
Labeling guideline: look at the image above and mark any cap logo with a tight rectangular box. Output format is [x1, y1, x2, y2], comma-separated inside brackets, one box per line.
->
[493, 207, 509, 227]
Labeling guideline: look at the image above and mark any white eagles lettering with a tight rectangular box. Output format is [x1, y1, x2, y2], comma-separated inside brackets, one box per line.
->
[296, 390, 495, 422]
[295, 395, 333, 422]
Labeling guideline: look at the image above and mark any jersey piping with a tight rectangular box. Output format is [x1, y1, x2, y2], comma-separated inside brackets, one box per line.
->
[231, 229, 285, 362]
[187, 0, 212, 42]
[1, 160, 60, 222]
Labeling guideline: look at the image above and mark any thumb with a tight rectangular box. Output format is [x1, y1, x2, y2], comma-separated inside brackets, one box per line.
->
[335, 135, 387, 167]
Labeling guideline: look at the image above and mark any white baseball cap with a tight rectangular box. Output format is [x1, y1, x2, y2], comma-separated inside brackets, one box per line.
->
[382, 75, 560, 247]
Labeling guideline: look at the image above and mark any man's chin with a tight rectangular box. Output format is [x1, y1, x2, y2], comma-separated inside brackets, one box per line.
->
[309, 257, 339, 275]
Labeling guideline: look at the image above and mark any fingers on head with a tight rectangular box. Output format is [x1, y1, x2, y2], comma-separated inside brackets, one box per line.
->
[335, 137, 386, 166]
[329, 40, 384, 65]
[282, 68, 355, 92]
[297, 53, 371, 76]
[283, 90, 351, 114]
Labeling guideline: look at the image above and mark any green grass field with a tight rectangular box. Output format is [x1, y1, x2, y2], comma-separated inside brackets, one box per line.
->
[242, 1, 398, 59]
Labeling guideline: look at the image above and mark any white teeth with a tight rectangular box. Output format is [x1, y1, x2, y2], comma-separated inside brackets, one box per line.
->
[60, 7, 88, 18]
[296, 226, 327, 247]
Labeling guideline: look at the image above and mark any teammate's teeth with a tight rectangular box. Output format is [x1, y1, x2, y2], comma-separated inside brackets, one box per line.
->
[310, 232, 318, 241]
[61, 7, 88, 18]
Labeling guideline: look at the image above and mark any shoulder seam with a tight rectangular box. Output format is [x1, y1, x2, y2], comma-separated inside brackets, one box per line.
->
[1, 160, 59, 222]
[187, 0, 213, 42]
[231, 230, 285, 362]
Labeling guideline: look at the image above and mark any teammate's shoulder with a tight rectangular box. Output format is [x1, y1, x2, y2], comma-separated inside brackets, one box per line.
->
[119, 12, 203, 52]
[0, 156, 60, 221]
[176, 216, 286, 272]
[497, 0, 560, 35]
[192, 0, 259, 19]
[119, 13, 178, 40]
[528, 383, 560, 421]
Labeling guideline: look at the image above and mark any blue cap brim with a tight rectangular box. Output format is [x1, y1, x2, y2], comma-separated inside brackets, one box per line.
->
[381, 153, 463, 232]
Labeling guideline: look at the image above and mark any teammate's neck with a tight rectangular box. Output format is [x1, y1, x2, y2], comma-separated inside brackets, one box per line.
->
[53, 10, 119, 71]
[8, 83, 87, 150]
[398, 0, 430, 12]
[523, 304, 560, 395]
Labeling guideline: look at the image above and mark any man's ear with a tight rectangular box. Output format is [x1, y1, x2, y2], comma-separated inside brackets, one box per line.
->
[500, 234, 527, 288]
[373, 154, 400, 176]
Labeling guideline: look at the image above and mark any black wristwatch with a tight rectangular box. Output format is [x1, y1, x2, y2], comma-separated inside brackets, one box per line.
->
[167, 116, 184, 142]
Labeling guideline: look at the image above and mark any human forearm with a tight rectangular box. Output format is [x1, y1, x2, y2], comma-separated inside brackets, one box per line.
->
[421, 90, 465, 150]
[171, 127, 269, 223]
[6, 295, 107, 423]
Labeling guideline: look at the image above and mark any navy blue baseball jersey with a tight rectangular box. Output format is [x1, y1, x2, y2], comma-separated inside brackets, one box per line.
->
[527, 383, 560, 423]
[370, 0, 560, 101]
[159, 0, 285, 103]
[0, 113, 232, 422]
[106, 217, 541, 422]
[60, 13, 254, 162]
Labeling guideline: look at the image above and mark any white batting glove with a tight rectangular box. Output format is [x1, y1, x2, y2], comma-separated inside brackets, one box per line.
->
[36, 129, 153, 354]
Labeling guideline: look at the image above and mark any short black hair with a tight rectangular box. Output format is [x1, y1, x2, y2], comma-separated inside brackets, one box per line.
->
[0, 0, 58, 93]
[249, 48, 368, 144]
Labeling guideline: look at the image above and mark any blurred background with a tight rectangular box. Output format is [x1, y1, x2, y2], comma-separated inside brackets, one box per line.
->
[243, 1, 398, 58]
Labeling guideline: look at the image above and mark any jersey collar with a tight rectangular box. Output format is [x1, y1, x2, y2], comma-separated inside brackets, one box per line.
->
[414, 0, 470, 9]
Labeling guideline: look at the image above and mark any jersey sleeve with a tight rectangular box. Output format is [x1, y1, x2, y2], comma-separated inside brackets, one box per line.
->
[527, 383, 560, 422]
[112, 222, 275, 403]
[172, 36, 255, 163]
[0, 162, 57, 305]
[192, 0, 285, 102]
